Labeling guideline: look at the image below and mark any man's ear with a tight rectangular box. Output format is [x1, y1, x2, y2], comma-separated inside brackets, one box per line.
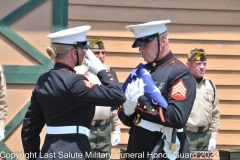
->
[70, 49, 76, 59]
[161, 36, 168, 46]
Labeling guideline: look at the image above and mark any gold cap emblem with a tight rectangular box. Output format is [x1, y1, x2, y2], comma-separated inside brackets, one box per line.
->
[129, 28, 134, 33]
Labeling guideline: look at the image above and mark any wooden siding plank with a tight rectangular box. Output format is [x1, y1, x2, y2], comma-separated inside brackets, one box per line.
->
[70, 21, 240, 42]
[69, 0, 240, 11]
[219, 101, 240, 116]
[216, 145, 240, 150]
[219, 116, 240, 131]
[100, 39, 240, 56]
[113, 68, 240, 86]
[104, 53, 240, 71]
[216, 86, 240, 101]
[0, 26, 52, 65]
[217, 131, 240, 145]
[0, 0, 45, 26]
[69, 5, 240, 25]
[62, 33, 240, 56]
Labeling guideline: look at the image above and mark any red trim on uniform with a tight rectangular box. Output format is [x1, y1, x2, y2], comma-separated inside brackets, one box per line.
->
[117, 108, 123, 114]
[106, 69, 116, 83]
[158, 106, 166, 123]
[82, 80, 95, 88]
[171, 79, 187, 100]
[148, 57, 175, 70]
[136, 107, 157, 115]
[170, 60, 179, 70]
[55, 61, 75, 71]
[82, 73, 89, 78]
[53, 68, 76, 74]
[175, 59, 189, 69]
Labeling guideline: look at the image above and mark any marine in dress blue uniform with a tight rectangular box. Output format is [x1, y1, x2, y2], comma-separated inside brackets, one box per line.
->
[21, 26, 126, 160]
[118, 20, 196, 160]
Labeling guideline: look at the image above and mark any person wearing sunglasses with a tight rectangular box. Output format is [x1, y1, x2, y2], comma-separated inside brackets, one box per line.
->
[118, 20, 196, 160]
[75, 38, 121, 160]
[21, 27, 126, 160]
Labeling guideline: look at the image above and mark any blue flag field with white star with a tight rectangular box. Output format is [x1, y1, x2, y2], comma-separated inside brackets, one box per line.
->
[122, 63, 168, 109]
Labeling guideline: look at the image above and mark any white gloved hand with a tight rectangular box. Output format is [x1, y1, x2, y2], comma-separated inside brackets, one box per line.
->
[208, 138, 217, 151]
[111, 131, 121, 146]
[85, 49, 108, 74]
[123, 78, 144, 116]
[0, 128, 5, 141]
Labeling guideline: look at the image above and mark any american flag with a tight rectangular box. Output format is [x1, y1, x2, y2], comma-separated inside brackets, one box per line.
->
[122, 63, 168, 109]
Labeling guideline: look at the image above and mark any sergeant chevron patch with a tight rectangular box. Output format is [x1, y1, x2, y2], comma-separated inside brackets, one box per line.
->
[82, 80, 95, 88]
[171, 79, 187, 100]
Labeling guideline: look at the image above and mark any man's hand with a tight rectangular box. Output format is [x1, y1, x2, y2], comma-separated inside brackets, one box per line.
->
[84, 49, 108, 74]
[208, 138, 217, 151]
[0, 128, 5, 141]
[111, 131, 121, 146]
[123, 78, 144, 116]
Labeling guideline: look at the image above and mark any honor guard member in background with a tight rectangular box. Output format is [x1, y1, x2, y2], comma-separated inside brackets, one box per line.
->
[75, 38, 121, 160]
[0, 64, 8, 142]
[21, 26, 126, 160]
[118, 20, 196, 160]
[185, 48, 220, 151]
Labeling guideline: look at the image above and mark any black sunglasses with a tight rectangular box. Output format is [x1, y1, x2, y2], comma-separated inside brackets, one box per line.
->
[93, 51, 106, 55]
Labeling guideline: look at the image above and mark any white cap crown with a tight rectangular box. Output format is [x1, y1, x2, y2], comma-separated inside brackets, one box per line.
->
[125, 20, 170, 38]
[47, 25, 91, 44]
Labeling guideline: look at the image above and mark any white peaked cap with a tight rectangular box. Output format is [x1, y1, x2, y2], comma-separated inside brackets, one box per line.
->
[47, 25, 91, 44]
[125, 20, 171, 38]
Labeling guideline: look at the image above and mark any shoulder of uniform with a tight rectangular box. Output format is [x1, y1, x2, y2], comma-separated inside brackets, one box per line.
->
[204, 76, 216, 87]
[72, 73, 88, 81]
[173, 58, 188, 69]
[169, 58, 190, 74]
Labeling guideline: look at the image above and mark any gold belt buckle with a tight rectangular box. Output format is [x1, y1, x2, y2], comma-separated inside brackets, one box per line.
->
[164, 128, 180, 153]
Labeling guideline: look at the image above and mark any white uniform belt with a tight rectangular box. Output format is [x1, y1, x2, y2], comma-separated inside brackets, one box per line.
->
[138, 119, 183, 132]
[46, 126, 90, 137]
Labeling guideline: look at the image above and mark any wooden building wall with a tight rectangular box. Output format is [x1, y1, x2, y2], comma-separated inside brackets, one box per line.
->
[0, 0, 239, 160]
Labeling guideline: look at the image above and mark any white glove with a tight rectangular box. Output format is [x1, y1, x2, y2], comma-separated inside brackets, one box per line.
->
[123, 78, 144, 116]
[208, 138, 217, 151]
[0, 128, 5, 141]
[111, 131, 121, 146]
[84, 49, 108, 74]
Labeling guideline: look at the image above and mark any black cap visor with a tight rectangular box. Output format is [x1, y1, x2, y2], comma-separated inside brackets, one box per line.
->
[132, 33, 158, 48]
[52, 41, 90, 49]
[75, 41, 90, 49]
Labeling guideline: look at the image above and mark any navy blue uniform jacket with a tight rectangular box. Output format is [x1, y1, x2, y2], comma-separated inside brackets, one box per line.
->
[21, 62, 126, 160]
[118, 52, 196, 160]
